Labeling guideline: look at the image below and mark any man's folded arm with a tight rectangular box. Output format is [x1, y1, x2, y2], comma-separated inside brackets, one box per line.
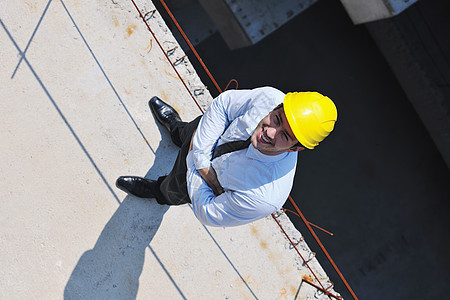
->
[191, 89, 252, 170]
[186, 152, 275, 227]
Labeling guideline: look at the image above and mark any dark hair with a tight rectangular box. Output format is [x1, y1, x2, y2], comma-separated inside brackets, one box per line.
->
[272, 103, 283, 111]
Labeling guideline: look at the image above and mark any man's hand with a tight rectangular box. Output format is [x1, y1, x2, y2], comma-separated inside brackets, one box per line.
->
[189, 129, 224, 196]
[197, 166, 224, 196]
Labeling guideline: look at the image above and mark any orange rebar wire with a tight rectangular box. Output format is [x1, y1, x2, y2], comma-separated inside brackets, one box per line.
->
[301, 279, 342, 300]
[272, 215, 341, 300]
[157, 0, 223, 94]
[288, 196, 358, 300]
[283, 208, 334, 236]
[130, 1, 357, 299]
[129, 0, 205, 114]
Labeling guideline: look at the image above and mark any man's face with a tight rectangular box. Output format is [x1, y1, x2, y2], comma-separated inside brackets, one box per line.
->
[251, 106, 305, 155]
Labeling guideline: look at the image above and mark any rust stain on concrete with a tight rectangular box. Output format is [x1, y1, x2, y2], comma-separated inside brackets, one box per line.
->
[290, 285, 298, 296]
[144, 39, 153, 52]
[112, 15, 119, 27]
[260, 240, 267, 249]
[23, 1, 38, 12]
[250, 225, 258, 236]
[125, 24, 137, 38]
[163, 65, 179, 80]
[160, 91, 169, 102]
[302, 274, 314, 283]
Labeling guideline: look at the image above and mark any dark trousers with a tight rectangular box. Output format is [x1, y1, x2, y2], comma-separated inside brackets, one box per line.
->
[153, 116, 202, 205]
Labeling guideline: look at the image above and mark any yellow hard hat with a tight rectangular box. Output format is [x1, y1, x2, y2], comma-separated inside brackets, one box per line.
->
[284, 92, 337, 150]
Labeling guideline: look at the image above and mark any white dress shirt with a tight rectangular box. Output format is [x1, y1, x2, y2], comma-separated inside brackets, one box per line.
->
[186, 87, 298, 227]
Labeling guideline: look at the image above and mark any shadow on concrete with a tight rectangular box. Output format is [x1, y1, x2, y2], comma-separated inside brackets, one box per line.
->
[63, 196, 168, 299]
[59, 0, 157, 158]
[64, 136, 189, 299]
[11, 0, 52, 79]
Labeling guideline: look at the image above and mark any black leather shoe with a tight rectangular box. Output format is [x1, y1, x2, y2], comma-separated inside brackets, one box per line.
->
[116, 176, 157, 198]
[149, 96, 182, 132]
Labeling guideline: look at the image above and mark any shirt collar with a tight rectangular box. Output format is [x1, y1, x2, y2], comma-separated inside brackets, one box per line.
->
[246, 144, 289, 163]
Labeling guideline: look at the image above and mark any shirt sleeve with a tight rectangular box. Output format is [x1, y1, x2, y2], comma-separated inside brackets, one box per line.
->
[186, 151, 276, 227]
[191, 89, 251, 170]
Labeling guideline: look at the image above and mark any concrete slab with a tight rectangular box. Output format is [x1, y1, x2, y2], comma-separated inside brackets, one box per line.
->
[0, 0, 340, 299]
